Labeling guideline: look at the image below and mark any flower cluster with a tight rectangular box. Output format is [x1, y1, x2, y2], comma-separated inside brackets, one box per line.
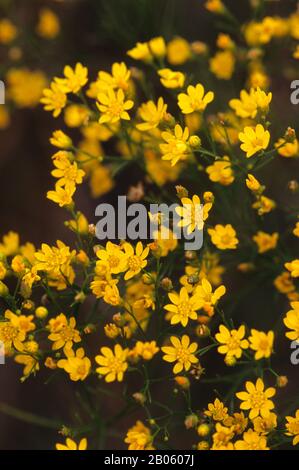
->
[0, 0, 299, 451]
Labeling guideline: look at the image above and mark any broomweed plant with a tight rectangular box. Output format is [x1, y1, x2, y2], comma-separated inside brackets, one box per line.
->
[0, 0, 299, 451]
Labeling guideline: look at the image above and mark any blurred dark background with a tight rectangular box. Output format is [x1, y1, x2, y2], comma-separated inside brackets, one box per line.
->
[0, 0, 298, 449]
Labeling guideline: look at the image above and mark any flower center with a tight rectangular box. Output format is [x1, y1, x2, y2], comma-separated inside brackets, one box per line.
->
[128, 255, 142, 272]
[176, 346, 190, 363]
[178, 301, 192, 318]
[250, 391, 266, 408]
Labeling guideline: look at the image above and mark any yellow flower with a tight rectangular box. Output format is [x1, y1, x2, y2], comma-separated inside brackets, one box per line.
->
[215, 324, 249, 360]
[47, 184, 75, 207]
[48, 314, 81, 352]
[57, 347, 91, 381]
[136, 97, 167, 131]
[235, 429, 269, 450]
[15, 353, 40, 379]
[160, 124, 193, 166]
[7, 68, 47, 108]
[239, 124, 270, 158]
[0, 231, 19, 256]
[158, 68, 185, 89]
[0, 19, 17, 44]
[95, 344, 128, 382]
[284, 302, 299, 341]
[92, 62, 131, 95]
[236, 378, 276, 419]
[285, 259, 299, 278]
[52, 154, 85, 191]
[229, 87, 272, 119]
[153, 227, 178, 257]
[167, 37, 191, 65]
[211, 423, 234, 450]
[35, 240, 75, 275]
[164, 287, 202, 327]
[205, 398, 228, 421]
[206, 157, 234, 185]
[248, 329, 274, 360]
[97, 88, 134, 124]
[125, 421, 154, 450]
[175, 194, 212, 233]
[0, 310, 35, 352]
[285, 410, 299, 446]
[123, 242, 149, 281]
[96, 242, 127, 275]
[253, 231, 278, 254]
[208, 224, 239, 250]
[275, 138, 298, 158]
[41, 82, 67, 117]
[56, 438, 87, 451]
[50, 130, 73, 149]
[274, 272, 295, 294]
[224, 412, 248, 434]
[210, 50, 235, 80]
[194, 278, 226, 316]
[104, 283, 121, 306]
[252, 195, 275, 215]
[253, 413, 277, 435]
[36, 8, 60, 39]
[55, 63, 88, 94]
[205, 0, 225, 14]
[89, 164, 114, 198]
[148, 36, 166, 58]
[246, 174, 261, 192]
[132, 341, 159, 360]
[64, 104, 89, 127]
[127, 42, 152, 62]
[162, 335, 198, 374]
[216, 33, 234, 50]
[178, 83, 214, 114]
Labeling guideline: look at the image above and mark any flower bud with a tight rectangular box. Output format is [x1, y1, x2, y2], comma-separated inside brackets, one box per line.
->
[276, 375, 288, 388]
[185, 414, 199, 429]
[196, 324, 210, 337]
[35, 306, 48, 319]
[225, 355, 237, 366]
[197, 423, 210, 437]
[104, 323, 120, 339]
[189, 135, 201, 149]
[132, 392, 146, 405]
[160, 277, 173, 291]
[174, 376, 190, 389]
[175, 185, 189, 199]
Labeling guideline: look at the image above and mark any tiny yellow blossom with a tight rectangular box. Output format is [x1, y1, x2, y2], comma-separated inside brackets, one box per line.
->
[95, 344, 128, 383]
[208, 224, 239, 250]
[248, 329, 274, 359]
[236, 378, 276, 419]
[158, 68, 185, 89]
[215, 324, 249, 360]
[253, 231, 278, 253]
[285, 260, 299, 278]
[97, 88, 134, 124]
[178, 83, 214, 114]
[239, 124, 270, 158]
[36, 8, 60, 39]
[137, 97, 167, 131]
[162, 335, 198, 374]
